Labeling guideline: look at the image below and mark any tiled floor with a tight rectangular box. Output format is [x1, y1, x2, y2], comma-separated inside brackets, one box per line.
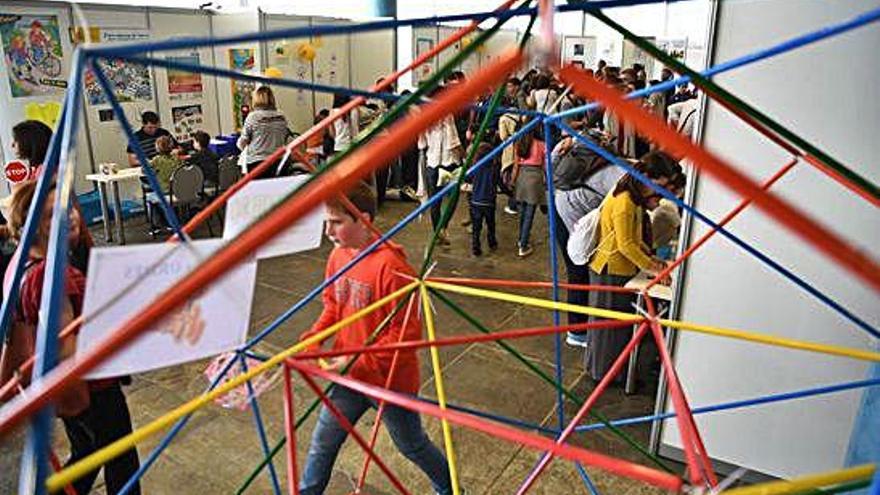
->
[1, 197, 682, 494]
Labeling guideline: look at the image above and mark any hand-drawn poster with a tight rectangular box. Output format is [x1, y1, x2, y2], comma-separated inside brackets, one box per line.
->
[78, 240, 257, 379]
[167, 53, 203, 96]
[415, 38, 434, 83]
[82, 29, 152, 106]
[229, 48, 256, 131]
[0, 14, 66, 98]
[171, 104, 204, 142]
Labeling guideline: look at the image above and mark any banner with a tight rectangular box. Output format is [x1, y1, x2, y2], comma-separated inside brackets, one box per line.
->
[224, 175, 324, 259]
[78, 240, 257, 379]
[0, 14, 66, 98]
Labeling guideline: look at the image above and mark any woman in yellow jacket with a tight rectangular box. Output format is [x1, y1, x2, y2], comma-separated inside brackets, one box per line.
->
[585, 152, 680, 382]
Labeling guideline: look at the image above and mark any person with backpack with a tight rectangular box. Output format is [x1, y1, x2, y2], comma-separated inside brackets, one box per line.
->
[584, 152, 679, 383]
[551, 133, 625, 347]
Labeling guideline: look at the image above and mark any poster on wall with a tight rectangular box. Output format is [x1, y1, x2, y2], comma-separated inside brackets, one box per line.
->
[654, 38, 688, 78]
[622, 37, 656, 75]
[415, 38, 434, 83]
[167, 53, 203, 96]
[81, 29, 152, 106]
[0, 14, 67, 98]
[77, 240, 257, 379]
[229, 48, 255, 131]
[171, 104, 203, 142]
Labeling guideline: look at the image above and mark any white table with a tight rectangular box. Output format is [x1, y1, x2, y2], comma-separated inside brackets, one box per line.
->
[85, 167, 143, 245]
[624, 271, 673, 394]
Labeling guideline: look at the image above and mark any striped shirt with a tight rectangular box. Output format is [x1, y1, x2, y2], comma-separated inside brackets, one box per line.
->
[238, 109, 290, 164]
[127, 127, 175, 160]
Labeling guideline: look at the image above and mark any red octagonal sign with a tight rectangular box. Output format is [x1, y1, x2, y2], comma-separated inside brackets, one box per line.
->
[4, 161, 30, 184]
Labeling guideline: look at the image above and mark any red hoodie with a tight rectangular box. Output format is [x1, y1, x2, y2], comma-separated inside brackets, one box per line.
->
[300, 242, 421, 394]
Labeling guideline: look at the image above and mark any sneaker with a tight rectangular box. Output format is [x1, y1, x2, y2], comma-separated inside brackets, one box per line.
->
[437, 230, 451, 246]
[460, 217, 472, 227]
[517, 245, 533, 258]
[504, 205, 518, 215]
[566, 332, 589, 348]
[488, 243, 498, 252]
[472, 249, 482, 257]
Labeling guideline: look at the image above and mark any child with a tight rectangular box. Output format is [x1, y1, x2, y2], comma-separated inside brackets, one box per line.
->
[149, 135, 183, 193]
[514, 126, 546, 258]
[297, 182, 453, 495]
[0, 181, 140, 494]
[190, 130, 219, 187]
[468, 141, 498, 256]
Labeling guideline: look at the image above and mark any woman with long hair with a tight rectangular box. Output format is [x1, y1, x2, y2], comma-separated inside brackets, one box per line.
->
[237, 85, 291, 179]
[585, 151, 680, 382]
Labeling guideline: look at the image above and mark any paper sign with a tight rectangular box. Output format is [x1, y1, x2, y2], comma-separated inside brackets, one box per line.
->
[77, 239, 257, 379]
[224, 175, 324, 259]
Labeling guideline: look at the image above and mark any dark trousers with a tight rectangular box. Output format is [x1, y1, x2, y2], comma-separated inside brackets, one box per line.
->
[59, 385, 141, 495]
[247, 159, 277, 180]
[469, 203, 497, 254]
[376, 165, 389, 205]
[554, 211, 591, 331]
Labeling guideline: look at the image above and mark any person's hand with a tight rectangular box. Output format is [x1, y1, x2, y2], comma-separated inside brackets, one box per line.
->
[320, 356, 349, 371]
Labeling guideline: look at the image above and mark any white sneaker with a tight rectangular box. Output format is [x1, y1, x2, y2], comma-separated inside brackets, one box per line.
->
[504, 206, 517, 215]
[566, 332, 589, 348]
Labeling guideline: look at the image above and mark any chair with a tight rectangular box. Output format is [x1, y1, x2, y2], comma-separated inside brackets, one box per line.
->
[146, 164, 212, 237]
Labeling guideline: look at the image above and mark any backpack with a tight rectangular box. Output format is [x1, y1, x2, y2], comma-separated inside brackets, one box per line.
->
[553, 141, 613, 192]
[566, 195, 612, 266]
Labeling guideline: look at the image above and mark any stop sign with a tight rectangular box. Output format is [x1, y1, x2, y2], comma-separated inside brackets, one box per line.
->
[4, 161, 30, 184]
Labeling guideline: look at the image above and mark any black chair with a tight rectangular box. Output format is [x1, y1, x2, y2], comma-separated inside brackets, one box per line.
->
[146, 164, 212, 237]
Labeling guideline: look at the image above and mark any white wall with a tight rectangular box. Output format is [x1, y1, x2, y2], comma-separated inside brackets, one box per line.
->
[661, 0, 880, 479]
[262, 14, 314, 133]
[211, 10, 262, 135]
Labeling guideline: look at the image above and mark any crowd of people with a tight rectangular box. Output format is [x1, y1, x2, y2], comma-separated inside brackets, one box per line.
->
[0, 58, 697, 493]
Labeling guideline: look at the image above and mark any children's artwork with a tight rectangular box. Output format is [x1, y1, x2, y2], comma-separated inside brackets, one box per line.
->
[415, 38, 434, 83]
[77, 240, 257, 379]
[0, 14, 66, 98]
[203, 352, 283, 410]
[82, 29, 152, 106]
[171, 104, 204, 142]
[229, 48, 256, 130]
[167, 53, 203, 95]
[224, 175, 324, 259]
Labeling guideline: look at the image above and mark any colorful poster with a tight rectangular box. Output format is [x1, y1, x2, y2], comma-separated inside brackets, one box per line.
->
[229, 48, 256, 130]
[167, 53, 203, 95]
[0, 14, 66, 98]
[171, 103, 204, 142]
[82, 29, 152, 106]
[78, 240, 257, 379]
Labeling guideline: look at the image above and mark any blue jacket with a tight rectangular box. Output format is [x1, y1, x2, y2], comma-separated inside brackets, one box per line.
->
[469, 159, 498, 206]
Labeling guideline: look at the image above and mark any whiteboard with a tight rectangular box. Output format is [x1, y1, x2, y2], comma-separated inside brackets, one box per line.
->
[659, 0, 880, 479]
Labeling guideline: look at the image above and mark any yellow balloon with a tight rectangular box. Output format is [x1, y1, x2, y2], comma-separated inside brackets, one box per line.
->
[264, 66, 284, 78]
[297, 42, 317, 63]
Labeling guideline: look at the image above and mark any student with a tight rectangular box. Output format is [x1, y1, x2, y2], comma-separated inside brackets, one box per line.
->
[127, 111, 176, 166]
[585, 152, 679, 382]
[190, 130, 219, 186]
[417, 89, 462, 243]
[297, 182, 454, 495]
[149, 135, 183, 193]
[0, 181, 141, 495]
[9, 120, 52, 180]
[328, 93, 359, 155]
[514, 126, 546, 258]
[467, 142, 498, 256]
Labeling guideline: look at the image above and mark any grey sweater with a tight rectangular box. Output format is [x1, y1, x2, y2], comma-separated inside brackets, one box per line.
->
[238, 109, 290, 164]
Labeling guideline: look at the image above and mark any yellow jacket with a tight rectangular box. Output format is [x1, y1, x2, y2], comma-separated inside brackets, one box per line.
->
[589, 190, 654, 277]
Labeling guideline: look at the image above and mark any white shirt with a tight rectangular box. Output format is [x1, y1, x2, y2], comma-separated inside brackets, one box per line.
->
[331, 107, 360, 151]
[667, 98, 698, 137]
[417, 115, 461, 169]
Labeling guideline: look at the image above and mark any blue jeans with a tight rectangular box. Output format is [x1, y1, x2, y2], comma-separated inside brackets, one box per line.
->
[300, 386, 453, 495]
[518, 202, 537, 249]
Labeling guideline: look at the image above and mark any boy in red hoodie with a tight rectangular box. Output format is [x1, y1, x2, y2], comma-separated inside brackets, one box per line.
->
[298, 182, 453, 495]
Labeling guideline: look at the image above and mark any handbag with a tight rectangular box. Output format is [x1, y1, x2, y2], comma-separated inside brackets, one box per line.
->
[566, 194, 612, 266]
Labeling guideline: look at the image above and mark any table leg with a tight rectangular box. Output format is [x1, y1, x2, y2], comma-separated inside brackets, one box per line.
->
[97, 182, 113, 243]
[111, 181, 126, 245]
[625, 292, 644, 395]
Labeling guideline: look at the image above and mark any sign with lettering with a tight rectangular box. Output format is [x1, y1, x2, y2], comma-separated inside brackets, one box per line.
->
[77, 239, 257, 378]
[224, 175, 324, 259]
